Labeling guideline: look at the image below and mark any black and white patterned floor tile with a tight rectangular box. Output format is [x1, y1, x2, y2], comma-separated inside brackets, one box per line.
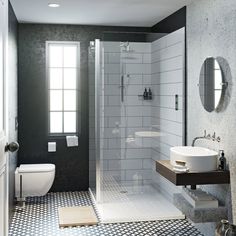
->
[9, 191, 203, 236]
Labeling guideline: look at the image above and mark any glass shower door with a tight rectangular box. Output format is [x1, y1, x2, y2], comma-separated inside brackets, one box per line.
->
[88, 41, 96, 199]
[89, 39, 106, 202]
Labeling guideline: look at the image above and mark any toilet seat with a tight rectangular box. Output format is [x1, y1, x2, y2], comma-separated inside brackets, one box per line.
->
[18, 164, 55, 173]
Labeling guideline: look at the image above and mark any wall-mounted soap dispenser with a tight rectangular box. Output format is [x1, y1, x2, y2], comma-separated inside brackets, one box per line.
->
[219, 150, 227, 170]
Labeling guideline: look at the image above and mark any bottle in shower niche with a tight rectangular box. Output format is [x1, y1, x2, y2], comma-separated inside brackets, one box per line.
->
[148, 88, 152, 100]
[215, 219, 229, 236]
[143, 88, 148, 100]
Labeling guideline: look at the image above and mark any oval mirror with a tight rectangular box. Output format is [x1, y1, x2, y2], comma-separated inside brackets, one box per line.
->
[199, 57, 226, 112]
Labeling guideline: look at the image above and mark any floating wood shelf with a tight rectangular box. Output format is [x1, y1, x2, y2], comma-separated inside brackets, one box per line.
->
[156, 160, 230, 186]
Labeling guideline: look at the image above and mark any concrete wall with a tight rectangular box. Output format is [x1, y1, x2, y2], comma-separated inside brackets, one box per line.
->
[187, 0, 236, 234]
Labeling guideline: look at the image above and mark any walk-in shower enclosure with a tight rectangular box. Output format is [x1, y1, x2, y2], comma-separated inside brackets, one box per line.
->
[89, 28, 185, 223]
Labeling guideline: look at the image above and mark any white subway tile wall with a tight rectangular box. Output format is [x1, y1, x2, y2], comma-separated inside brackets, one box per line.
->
[151, 28, 185, 197]
[100, 42, 152, 189]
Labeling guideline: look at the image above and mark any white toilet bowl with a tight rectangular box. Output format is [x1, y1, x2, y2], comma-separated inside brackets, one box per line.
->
[15, 164, 55, 199]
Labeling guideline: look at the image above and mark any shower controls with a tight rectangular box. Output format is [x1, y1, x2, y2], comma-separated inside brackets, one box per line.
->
[175, 94, 179, 110]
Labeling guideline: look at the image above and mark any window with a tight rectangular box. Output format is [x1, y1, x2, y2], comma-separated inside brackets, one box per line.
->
[47, 42, 80, 134]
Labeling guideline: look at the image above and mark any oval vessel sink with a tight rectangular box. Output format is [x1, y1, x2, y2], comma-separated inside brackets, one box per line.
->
[170, 146, 218, 172]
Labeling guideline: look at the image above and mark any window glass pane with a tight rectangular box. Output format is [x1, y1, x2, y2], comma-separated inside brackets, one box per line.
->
[50, 68, 63, 89]
[50, 90, 62, 111]
[49, 45, 63, 67]
[50, 112, 63, 133]
[64, 112, 76, 133]
[64, 68, 76, 89]
[64, 45, 77, 68]
[48, 42, 79, 134]
[64, 90, 76, 111]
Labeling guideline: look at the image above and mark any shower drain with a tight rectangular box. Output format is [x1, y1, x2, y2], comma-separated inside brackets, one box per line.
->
[120, 190, 128, 194]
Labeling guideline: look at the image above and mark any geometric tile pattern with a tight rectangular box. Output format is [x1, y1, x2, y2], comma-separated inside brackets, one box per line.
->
[9, 191, 203, 236]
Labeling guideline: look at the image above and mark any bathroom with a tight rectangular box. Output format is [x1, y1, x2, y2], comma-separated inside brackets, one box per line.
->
[0, 0, 236, 235]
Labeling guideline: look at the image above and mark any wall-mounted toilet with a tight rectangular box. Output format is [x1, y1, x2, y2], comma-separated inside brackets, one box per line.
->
[15, 164, 55, 200]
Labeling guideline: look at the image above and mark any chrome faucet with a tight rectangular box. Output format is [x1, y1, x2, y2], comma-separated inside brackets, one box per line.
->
[192, 130, 221, 146]
[192, 130, 209, 146]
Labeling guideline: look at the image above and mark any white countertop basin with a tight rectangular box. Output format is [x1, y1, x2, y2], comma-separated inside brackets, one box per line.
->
[170, 146, 218, 172]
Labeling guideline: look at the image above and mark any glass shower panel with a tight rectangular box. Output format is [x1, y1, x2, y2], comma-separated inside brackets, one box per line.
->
[98, 41, 153, 204]
[89, 39, 123, 203]
[88, 41, 96, 198]
[89, 29, 186, 223]
[99, 41, 123, 203]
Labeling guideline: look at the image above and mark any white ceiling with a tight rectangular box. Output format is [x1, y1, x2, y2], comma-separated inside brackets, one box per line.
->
[10, 0, 193, 27]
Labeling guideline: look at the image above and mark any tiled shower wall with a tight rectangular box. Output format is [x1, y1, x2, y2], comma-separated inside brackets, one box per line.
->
[101, 42, 153, 188]
[151, 28, 185, 197]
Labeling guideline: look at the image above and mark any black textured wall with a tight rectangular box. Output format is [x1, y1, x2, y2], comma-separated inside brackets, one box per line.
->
[152, 7, 186, 33]
[18, 24, 150, 192]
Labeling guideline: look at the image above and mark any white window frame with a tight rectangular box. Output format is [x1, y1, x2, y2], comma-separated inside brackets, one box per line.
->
[46, 41, 80, 135]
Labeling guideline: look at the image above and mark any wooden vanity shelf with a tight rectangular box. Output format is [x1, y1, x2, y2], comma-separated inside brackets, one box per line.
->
[156, 160, 230, 186]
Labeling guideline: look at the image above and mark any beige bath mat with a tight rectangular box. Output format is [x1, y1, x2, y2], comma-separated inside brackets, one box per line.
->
[58, 206, 98, 227]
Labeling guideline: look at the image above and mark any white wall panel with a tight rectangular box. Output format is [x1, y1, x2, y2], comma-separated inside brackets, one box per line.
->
[151, 28, 185, 199]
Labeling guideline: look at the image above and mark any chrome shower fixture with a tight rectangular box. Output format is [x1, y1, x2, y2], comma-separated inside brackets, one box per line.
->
[120, 42, 131, 52]
[89, 41, 95, 50]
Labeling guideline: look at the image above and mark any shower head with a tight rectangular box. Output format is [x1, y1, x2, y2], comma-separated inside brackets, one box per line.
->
[89, 41, 95, 50]
[120, 42, 132, 52]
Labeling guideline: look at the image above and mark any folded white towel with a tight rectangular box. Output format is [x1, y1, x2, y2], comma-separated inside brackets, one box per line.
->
[66, 136, 78, 147]
[173, 165, 189, 173]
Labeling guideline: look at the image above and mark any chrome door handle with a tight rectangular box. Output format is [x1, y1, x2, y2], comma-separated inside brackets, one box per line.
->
[5, 142, 19, 152]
